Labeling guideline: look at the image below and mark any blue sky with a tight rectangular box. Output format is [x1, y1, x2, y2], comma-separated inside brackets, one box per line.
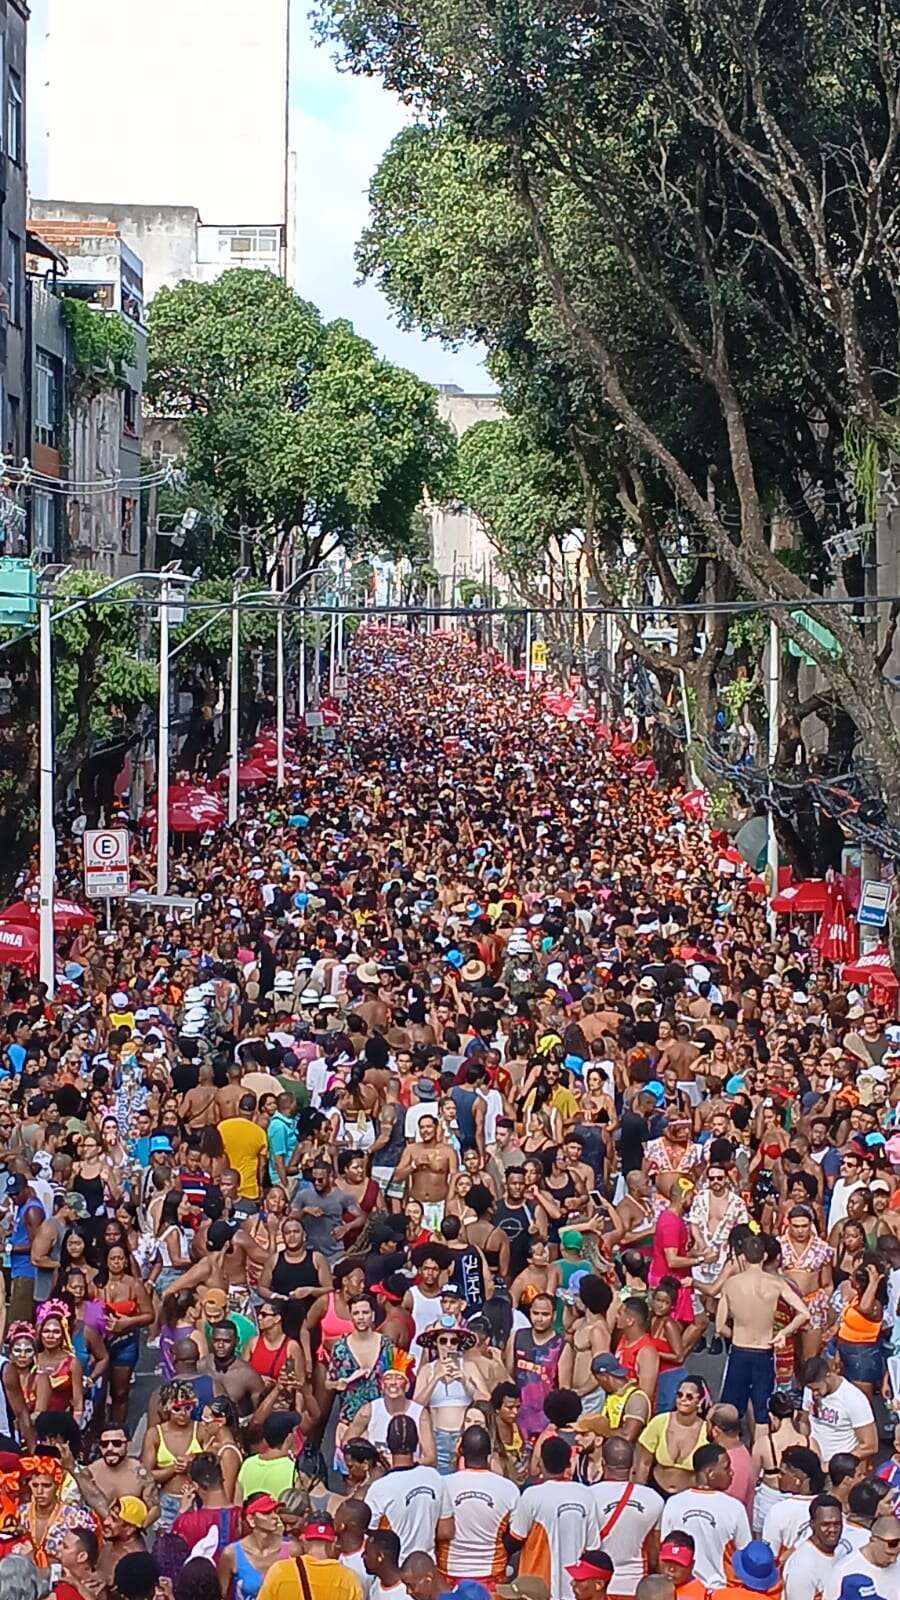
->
[290, 4, 495, 392]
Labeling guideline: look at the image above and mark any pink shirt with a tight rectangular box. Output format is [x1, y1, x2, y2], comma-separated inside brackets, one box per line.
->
[725, 1442, 756, 1519]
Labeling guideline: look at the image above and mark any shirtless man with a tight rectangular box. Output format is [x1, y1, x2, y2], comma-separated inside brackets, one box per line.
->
[65, 1425, 160, 1526]
[199, 1320, 267, 1419]
[392, 1112, 459, 1231]
[657, 1021, 700, 1097]
[717, 1233, 809, 1421]
[509, 1235, 561, 1307]
[167, 1217, 266, 1292]
[778, 1205, 833, 1366]
[558, 1275, 614, 1409]
[616, 1170, 657, 1258]
[179, 1063, 220, 1130]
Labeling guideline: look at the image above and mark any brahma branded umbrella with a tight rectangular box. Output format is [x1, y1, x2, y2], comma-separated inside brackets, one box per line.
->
[2, 898, 95, 931]
[0, 920, 38, 969]
[842, 944, 899, 991]
[813, 883, 857, 963]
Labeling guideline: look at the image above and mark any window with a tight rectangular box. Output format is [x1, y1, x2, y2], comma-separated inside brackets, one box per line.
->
[217, 226, 281, 261]
[120, 496, 136, 553]
[32, 490, 54, 555]
[0, 35, 5, 154]
[122, 386, 138, 437]
[6, 233, 20, 323]
[35, 351, 59, 447]
[7, 69, 21, 164]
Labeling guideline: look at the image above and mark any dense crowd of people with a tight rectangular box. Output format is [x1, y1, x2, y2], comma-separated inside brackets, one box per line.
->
[0, 625, 897, 1600]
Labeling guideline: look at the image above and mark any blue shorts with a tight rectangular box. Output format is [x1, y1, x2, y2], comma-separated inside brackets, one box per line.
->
[837, 1340, 884, 1386]
[107, 1331, 141, 1369]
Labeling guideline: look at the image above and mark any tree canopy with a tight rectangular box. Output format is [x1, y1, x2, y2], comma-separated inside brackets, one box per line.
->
[318, 0, 900, 804]
[147, 269, 456, 579]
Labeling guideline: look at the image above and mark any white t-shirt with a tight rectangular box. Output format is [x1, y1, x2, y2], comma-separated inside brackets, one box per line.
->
[802, 1380, 875, 1462]
[306, 1057, 331, 1108]
[369, 1581, 410, 1600]
[479, 1087, 504, 1146]
[828, 1178, 865, 1229]
[824, 1550, 900, 1600]
[365, 1465, 453, 1560]
[763, 1494, 815, 1559]
[440, 1467, 520, 1579]
[339, 1550, 371, 1598]
[509, 1480, 600, 1600]
[783, 1540, 848, 1600]
[591, 1479, 664, 1597]
[660, 1487, 751, 1590]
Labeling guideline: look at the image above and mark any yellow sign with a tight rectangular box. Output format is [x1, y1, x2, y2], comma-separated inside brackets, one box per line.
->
[530, 640, 547, 671]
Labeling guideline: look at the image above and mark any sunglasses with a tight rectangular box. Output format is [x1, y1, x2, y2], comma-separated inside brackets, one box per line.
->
[876, 1536, 900, 1549]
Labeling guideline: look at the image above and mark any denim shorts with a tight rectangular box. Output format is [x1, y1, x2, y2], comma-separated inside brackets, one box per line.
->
[837, 1340, 884, 1386]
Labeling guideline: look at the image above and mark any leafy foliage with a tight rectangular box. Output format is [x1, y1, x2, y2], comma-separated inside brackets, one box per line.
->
[147, 270, 456, 578]
[61, 299, 136, 403]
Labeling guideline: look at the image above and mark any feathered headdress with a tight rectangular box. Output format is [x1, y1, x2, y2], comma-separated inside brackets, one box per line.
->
[382, 1347, 416, 1387]
[6, 1322, 35, 1348]
[35, 1299, 74, 1352]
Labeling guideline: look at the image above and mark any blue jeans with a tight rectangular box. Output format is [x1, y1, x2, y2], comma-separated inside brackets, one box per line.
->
[720, 1344, 774, 1421]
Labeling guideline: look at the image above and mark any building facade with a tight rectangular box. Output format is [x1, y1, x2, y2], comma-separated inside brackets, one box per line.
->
[27, 0, 292, 283]
[0, 1, 29, 485]
[427, 386, 506, 599]
[26, 216, 146, 575]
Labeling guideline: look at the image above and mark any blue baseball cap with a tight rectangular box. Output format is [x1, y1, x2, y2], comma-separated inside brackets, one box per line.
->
[444, 949, 464, 969]
[149, 1135, 173, 1154]
[837, 1578, 885, 1600]
[643, 1080, 665, 1105]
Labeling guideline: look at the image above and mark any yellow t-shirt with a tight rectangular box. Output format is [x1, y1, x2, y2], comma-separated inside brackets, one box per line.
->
[259, 1558, 362, 1600]
[217, 1116, 268, 1198]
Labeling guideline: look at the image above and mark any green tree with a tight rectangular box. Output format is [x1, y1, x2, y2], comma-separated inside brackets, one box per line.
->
[147, 270, 456, 580]
[317, 0, 900, 805]
[0, 575, 157, 884]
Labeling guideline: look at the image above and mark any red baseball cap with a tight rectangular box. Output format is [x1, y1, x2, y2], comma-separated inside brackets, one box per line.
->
[302, 1520, 336, 1541]
[565, 1553, 614, 1582]
[659, 1541, 693, 1569]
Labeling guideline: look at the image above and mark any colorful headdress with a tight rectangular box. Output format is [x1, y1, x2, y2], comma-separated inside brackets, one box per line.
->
[7, 1323, 35, 1348]
[381, 1347, 416, 1386]
[20, 1455, 64, 1484]
[35, 1300, 73, 1353]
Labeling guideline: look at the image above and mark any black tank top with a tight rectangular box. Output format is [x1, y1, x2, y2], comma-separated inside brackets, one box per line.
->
[271, 1250, 320, 1321]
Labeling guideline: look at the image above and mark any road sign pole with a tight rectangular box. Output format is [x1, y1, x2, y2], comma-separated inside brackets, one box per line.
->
[38, 590, 56, 995]
[157, 579, 171, 896]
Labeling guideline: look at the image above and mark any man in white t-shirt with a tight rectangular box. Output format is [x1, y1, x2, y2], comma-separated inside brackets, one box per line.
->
[803, 1359, 878, 1466]
[828, 1150, 867, 1229]
[440, 1425, 520, 1586]
[823, 1516, 900, 1599]
[590, 1436, 663, 1598]
[509, 1437, 600, 1600]
[364, 1416, 455, 1561]
[660, 1443, 751, 1591]
[782, 1494, 855, 1600]
[364, 1530, 411, 1600]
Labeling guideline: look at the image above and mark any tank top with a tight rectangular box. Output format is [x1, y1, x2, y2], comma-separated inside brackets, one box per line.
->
[271, 1250, 320, 1320]
[0, 1360, 18, 1442]
[33, 1217, 63, 1303]
[408, 1285, 443, 1341]
[320, 1293, 354, 1342]
[451, 1086, 477, 1144]
[10, 1198, 44, 1281]
[378, 1104, 407, 1169]
[250, 1335, 290, 1381]
[449, 1247, 486, 1310]
[368, 1398, 424, 1455]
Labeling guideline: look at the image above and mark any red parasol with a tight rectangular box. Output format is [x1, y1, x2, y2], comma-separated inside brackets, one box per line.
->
[2, 898, 95, 931]
[0, 920, 38, 969]
[214, 764, 268, 791]
[141, 787, 226, 834]
[841, 944, 900, 991]
[770, 879, 830, 914]
[813, 884, 858, 963]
